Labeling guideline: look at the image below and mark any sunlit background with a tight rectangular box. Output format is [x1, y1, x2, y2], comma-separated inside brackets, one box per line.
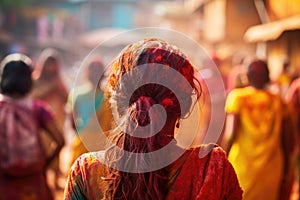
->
[0, 0, 299, 199]
[1, 0, 300, 85]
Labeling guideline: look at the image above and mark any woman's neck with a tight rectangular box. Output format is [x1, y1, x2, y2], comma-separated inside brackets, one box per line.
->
[4, 93, 26, 100]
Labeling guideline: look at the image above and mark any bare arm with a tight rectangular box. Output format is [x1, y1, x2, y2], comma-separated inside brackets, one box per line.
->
[43, 120, 65, 166]
[222, 113, 239, 155]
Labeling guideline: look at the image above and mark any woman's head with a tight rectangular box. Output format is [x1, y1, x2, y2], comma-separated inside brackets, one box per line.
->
[85, 55, 105, 87]
[34, 48, 62, 80]
[104, 38, 202, 199]
[247, 59, 270, 89]
[107, 38, 201, 127]
[0, 53, 33, 97]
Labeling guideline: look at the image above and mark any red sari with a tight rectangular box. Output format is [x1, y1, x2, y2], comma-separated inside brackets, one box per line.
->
[64, 144, 242, 199]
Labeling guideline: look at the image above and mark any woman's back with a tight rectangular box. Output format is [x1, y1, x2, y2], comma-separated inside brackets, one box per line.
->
[0, 53, 64, 200]
[64, 38, 242, 200]
[226, 87, 284, 199]
[64, 144, 242, 200]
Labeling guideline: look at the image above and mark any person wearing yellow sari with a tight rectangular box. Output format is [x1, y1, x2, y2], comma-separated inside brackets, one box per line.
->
[223, 59, 295, 200]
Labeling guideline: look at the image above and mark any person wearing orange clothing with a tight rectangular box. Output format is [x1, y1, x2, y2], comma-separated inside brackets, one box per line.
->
[31, 48, 68, 190]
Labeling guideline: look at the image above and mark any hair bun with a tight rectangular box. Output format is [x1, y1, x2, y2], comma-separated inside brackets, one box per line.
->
[134, 96, 156, 126]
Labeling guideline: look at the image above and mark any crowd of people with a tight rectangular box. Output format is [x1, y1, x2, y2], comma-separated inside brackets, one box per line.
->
[0, 38, 299, 200]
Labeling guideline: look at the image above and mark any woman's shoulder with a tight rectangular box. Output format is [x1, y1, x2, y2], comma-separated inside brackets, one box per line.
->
[32, 99, 53, 115]
[227, 87, 250, 97]
[189, 143, 227, 160]
[66, 151, 107, 198]
[171, 144, 243, 199]
[186, 144, 232, 172]
[32, 99, 48, 107]
[71, 151, 106, 172]
[184, 144, 229, 174]
[70, 151, 107, 179]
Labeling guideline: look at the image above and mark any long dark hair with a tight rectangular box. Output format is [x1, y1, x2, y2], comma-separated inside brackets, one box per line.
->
[103, 38, 202, 199]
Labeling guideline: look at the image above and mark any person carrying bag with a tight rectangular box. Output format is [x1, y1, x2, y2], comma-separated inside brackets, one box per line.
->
[0, 53, 65, 200]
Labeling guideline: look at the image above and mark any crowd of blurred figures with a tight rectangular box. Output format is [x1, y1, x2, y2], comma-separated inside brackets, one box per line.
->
[0, 39, 299, 200]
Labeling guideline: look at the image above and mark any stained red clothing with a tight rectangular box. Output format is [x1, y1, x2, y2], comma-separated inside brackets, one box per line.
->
[64, 144, 242, 200]
[167, 146, 242, 200]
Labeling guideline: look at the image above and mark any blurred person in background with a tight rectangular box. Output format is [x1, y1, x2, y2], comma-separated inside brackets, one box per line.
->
[222, 59, 296, 200]
[67, 55, 109, 165]
[0, 53, 64, 200]
[226, 54, 248, 93]
[64, 38, 242, 200]
[286, 76, 300, 199]
[277, 61, 293, 98]
[31, 48, 68, 190]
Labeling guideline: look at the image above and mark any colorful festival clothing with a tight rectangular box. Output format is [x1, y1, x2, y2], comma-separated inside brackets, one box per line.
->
[31, 75, 68, 180]
[64, 145, 242, 200]
[71, 84, 104, 133]
[68, 84, 108, 165]
[0, 96, 55, 200]
[225, 86, 284, 200]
